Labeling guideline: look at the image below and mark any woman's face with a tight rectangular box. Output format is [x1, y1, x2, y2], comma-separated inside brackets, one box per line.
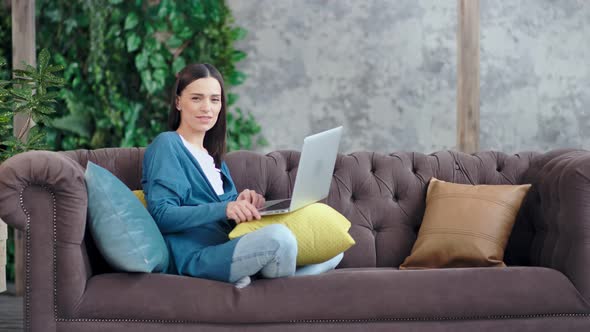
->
[176, 77, 222, 135]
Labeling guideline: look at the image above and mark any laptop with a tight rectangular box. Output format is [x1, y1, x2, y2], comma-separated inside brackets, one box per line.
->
[258, 126, 343, 216]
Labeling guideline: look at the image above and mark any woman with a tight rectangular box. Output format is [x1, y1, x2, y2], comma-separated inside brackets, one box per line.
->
[142, 63, 342, 288]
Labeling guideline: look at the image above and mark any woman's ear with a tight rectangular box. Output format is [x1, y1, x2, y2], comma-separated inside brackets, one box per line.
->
[175, 96, 181, 111]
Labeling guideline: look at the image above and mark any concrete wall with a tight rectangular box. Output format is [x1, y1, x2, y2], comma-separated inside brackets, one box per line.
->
[480, 0, 590, 153]
[227, 0, 590, 154]
[227, 0, 457, 154]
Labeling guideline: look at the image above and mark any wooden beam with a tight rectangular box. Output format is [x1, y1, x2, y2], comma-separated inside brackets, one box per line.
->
[1, 0, 15, 293]
[11, 0, 36, 297]
[457, 0, 480, 154]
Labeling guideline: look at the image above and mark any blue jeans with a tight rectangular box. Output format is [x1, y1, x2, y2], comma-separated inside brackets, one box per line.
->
[229, 224, 343, 284]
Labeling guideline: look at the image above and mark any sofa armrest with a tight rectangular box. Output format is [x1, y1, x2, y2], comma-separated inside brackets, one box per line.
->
[530, 150, 590, 301]
[0, 151, 89, 328]
[0, 218, 6, 293]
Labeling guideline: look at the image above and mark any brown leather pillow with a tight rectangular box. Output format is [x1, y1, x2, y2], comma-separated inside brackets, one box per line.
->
[400, 178, 531, 269]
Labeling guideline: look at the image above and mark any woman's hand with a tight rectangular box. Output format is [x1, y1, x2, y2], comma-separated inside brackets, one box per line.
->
[226, 200, 261, 224]
[237, 189, 266, 209]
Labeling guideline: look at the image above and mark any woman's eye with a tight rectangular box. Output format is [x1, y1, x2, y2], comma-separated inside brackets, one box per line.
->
[192, 97, 201, 101]
[212, 98, 221, 103]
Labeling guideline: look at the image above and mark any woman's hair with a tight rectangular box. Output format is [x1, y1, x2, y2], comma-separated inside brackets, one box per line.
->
[168, 63, 227, 167]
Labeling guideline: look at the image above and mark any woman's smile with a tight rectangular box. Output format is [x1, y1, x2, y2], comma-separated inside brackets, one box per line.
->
[196, 115, 213, 123]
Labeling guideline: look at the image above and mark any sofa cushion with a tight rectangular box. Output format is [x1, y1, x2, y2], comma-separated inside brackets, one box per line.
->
[132, 190, 147, 206]
[74, 267, 590, 323]
[85, 162, 169, 273]
[400, 178, 531, 269]
[228, 203, 355, 265]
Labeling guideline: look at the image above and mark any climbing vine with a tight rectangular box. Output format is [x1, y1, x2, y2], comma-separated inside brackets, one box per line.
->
[7, 0, 265, 151]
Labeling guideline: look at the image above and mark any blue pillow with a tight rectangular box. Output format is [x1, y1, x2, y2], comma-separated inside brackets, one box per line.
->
[84, 161, 169, 273]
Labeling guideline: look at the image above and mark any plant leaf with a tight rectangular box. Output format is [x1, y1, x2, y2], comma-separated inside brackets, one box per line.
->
[231, 27, 247, 41]
[152, 68, 167, 90]
[10, 88, 32, 100]
[135, 50, 149, 70]
[124, 12, 139, 30]
[231, 50, 246, 63]
[149, 53, 166, 69]
[126, 33, 141, 52]
[37, 106, 56, 115]
[46, 64, 65, 73]
[49, 111, 93, 138]
[166, 36, 183, 49]
[172, 56, 186, 74]
[38, 49, 50, 72]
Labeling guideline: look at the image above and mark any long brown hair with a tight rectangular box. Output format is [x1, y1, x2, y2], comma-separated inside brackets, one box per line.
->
[168, 63, 227, 167]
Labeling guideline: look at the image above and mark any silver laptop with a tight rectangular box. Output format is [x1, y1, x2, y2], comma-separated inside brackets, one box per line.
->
[259, 126, 343, 216]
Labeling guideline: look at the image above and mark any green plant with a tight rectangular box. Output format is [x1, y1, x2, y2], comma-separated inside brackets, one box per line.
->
[30, 0, 265, 151]
[0, 58, 10, 142]
[0, 50, 65, 162]
[0, 49, 65, 282]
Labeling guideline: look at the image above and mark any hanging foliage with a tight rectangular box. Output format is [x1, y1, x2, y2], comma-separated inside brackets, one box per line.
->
[17, 0, 264, 151]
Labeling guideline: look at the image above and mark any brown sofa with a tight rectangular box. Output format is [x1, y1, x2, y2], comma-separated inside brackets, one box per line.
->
[0, 147, 589, 331]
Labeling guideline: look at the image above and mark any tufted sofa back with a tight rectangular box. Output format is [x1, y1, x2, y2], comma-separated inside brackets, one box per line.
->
[63, 147, 578, 270]
[225, 150, 547, 268]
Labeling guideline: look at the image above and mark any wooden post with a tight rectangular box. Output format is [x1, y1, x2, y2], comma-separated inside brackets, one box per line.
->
[457, 0, 480, 154]
[11, 0, 36, 297]
[0, 0, 10, 297]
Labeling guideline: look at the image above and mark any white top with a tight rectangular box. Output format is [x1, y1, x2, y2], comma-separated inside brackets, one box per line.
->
[179, 134, 224, 195]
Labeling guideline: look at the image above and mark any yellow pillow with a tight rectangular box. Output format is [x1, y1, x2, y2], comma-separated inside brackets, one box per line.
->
[133, 190, 147, 207]
[229, 203, 355, 265]
[132, 191, 354, 265]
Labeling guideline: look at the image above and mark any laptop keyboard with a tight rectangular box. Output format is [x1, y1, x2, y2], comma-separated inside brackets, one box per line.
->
[260, 199, 291, 211]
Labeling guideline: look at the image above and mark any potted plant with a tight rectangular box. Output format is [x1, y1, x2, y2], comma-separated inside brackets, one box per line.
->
[0, 49, 64, 288]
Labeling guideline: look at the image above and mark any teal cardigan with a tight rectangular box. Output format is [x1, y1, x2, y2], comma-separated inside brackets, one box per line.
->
[141, 131, 239, 282]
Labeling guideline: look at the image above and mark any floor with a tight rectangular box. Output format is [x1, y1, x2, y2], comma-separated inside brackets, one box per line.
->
[0, 283, 23, 332]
